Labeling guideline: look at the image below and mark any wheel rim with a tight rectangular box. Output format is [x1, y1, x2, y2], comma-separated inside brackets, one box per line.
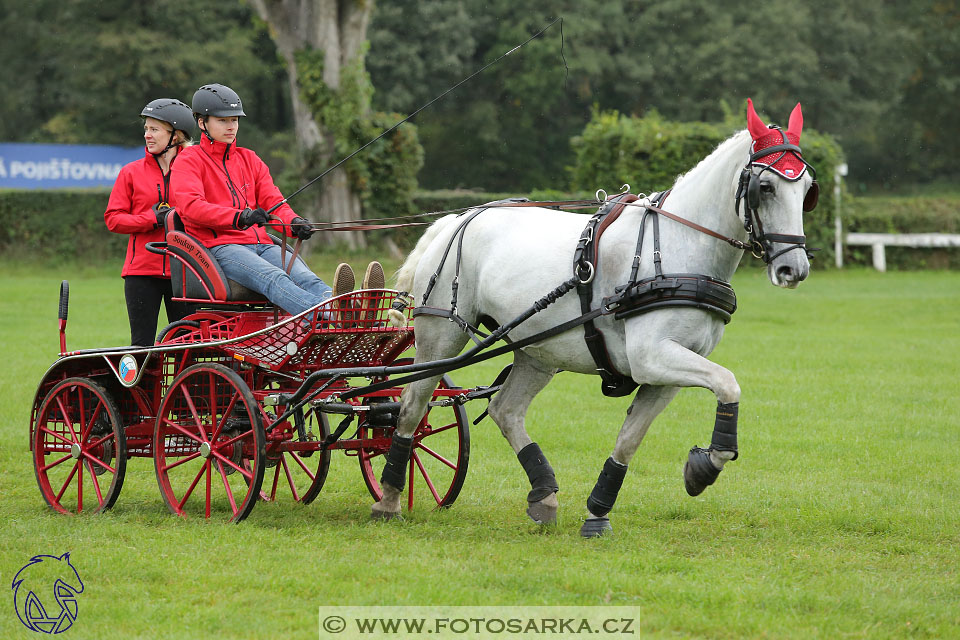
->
[260, 408, 331, 505]
[33, 378, 127, 515]
[154, 363, 264, 522]
[358, 372, 470, 510]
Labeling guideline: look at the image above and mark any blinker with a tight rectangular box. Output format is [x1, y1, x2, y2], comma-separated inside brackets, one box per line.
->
[803, 181, 819, 212]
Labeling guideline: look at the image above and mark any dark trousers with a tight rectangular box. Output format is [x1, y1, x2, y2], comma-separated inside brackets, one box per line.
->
[124, 276, 193, 346]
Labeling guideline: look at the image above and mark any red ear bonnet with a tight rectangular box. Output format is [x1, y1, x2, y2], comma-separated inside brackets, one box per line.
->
[747, 99, 807, 180]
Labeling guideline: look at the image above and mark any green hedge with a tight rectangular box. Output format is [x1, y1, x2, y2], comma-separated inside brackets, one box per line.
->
[569, 107, 847, 267]
[0, 190, 124, 263]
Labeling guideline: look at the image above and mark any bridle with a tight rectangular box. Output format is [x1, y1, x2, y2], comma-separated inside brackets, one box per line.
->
[735, 126, 820, 263]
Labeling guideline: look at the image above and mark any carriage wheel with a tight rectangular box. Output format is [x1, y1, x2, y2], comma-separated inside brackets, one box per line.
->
[154, 363, 265, 522]
[358, 369, 470, 510]
[33, 377, 127, 515]
[155, 319, 201, 344]
[260, 409, 331, 505]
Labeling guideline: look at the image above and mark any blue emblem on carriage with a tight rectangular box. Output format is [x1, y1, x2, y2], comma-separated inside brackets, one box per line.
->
[11, 553, 84, 634]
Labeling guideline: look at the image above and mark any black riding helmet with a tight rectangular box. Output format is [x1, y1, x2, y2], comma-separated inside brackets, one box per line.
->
[141, 98, 193, 156]
[192, 83, 246, 118]
[141, 98, 194, 133]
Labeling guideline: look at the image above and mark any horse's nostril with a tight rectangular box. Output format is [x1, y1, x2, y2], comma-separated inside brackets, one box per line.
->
[776, 265, 795, 281]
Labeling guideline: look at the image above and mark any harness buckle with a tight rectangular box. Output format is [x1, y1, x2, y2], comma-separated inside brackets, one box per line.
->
[576, 261, 595, 285]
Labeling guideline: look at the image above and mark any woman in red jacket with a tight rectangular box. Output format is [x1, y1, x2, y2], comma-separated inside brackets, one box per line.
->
[104, 99, 195, 346]
[169, 83, 353, 317]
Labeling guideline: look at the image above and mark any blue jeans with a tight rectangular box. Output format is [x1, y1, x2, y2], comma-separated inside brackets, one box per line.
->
[210, 243, 332, 316]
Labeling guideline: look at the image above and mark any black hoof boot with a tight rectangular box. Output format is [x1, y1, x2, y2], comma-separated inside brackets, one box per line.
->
[579, 516, 612, 538]
[683, 447, 721, 496]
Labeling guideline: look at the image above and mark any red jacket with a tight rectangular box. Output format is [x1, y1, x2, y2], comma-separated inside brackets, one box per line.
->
[104, 149, 176, 277]
[169, 137, 298, 247]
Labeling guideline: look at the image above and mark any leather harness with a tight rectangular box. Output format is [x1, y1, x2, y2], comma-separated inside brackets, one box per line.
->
[412, 194, 738, 397]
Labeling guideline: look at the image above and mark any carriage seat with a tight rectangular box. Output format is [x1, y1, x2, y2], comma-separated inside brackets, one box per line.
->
[163, 211, 270, 304]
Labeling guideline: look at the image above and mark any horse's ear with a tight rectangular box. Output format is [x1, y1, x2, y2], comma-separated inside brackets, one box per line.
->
[746, 98, 768, 140]
[787, 102, 803, 139]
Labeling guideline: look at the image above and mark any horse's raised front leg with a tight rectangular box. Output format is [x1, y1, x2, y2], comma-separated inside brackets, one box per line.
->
[580, 384, 680, 537]
[628, 336, 742, 499]
[486, 351, 559, 524]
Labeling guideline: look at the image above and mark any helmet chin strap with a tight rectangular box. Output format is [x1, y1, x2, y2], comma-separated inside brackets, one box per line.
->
[150, 129, 179, 157]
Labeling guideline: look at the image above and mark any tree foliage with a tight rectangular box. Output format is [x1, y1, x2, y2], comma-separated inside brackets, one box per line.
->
[0, 0, 289, 155]
[0, 0, 956, 194]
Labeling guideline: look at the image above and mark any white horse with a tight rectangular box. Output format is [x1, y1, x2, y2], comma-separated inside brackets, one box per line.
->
[373, 99, 819, 536]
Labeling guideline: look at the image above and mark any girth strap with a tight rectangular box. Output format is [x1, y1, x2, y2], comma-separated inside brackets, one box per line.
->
[575, 192, 641, 398]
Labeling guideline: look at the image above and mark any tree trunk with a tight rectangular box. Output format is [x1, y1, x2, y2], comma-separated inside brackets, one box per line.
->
[250, 0, 373, 250]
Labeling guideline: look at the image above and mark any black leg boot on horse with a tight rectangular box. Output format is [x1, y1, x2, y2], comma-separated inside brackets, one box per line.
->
[580, 457, 628, 537]
[684, 402, 739, 496]
[371, 433, 415, 520]
[518, 442, 560, 524]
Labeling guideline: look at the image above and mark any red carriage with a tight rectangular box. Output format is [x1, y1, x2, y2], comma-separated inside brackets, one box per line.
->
[29, 219, 473, 523]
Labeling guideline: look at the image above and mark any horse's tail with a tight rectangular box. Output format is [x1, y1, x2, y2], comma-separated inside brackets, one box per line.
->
[394, 213, 462, 294]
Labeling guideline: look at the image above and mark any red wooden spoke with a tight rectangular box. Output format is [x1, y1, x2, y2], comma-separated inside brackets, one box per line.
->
[205, 459, 212, 518]
[267, 464, 281, 501]
[86, 432, 114, 450]
[216, 460, 239, 515]
[289, 451, 316, 478]
[55, 396, 79, 442]
[38, 425, 75, 448]
[178, 385, 203, 430]
[80, 449, 116, 475]
[208, 448, 253, 479]
[420, 422, 456, 436]
[77, 456, 83, 512]
[80, 400, 104, 442]
[415, 442, 456, 470]
[84, 460, 104, 505]
[412, 451, 442, 504]
[280, 456, 301, 502]
[40, 452, 74, 473]
[211, 393, 240, 443]
[55, 462, 80, 501]
[160, 450, 202, 473]
[161, 418, 207, 445]
[177, 460, 209, 510]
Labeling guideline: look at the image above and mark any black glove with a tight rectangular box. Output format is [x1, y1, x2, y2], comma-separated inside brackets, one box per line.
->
[236, 207, 268, 230]
[290, 216, 314, 240]
[151, 203, 172, 229]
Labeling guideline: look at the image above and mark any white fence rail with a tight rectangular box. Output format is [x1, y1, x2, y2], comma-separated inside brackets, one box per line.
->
[844, 232, 960, 272]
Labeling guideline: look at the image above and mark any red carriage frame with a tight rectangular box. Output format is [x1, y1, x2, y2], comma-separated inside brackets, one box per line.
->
[29, 221, 474, 523]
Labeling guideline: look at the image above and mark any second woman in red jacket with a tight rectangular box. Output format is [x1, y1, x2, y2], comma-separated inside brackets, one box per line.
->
[104, 99, 195, 346]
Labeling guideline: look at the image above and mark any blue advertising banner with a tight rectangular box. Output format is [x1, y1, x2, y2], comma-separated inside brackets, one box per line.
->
[0, 143, 143, 189]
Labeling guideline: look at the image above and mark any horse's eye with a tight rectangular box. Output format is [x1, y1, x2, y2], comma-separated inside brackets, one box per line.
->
[760, 183, 775, 194]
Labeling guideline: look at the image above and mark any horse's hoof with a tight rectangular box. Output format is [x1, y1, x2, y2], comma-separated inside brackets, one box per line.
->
[579, 516, 612, 538]
[370, 506, 403, 521]
[683, 446, 721, 496]
[526, 493, 558, 524]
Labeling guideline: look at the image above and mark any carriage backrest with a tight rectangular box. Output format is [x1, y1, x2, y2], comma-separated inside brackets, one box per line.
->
[163, 211, 270, 305]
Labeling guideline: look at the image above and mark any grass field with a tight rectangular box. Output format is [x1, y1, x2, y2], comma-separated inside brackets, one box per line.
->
[1, 257, 958, 639]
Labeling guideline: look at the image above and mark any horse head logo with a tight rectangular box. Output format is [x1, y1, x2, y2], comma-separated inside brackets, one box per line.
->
[11, 553, 84, 634]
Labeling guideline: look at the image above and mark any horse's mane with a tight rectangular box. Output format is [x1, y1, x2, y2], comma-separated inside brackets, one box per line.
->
[671, 129, 750, 193]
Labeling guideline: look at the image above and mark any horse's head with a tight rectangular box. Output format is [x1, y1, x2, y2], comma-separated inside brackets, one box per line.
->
[739, 98, 818, 288]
